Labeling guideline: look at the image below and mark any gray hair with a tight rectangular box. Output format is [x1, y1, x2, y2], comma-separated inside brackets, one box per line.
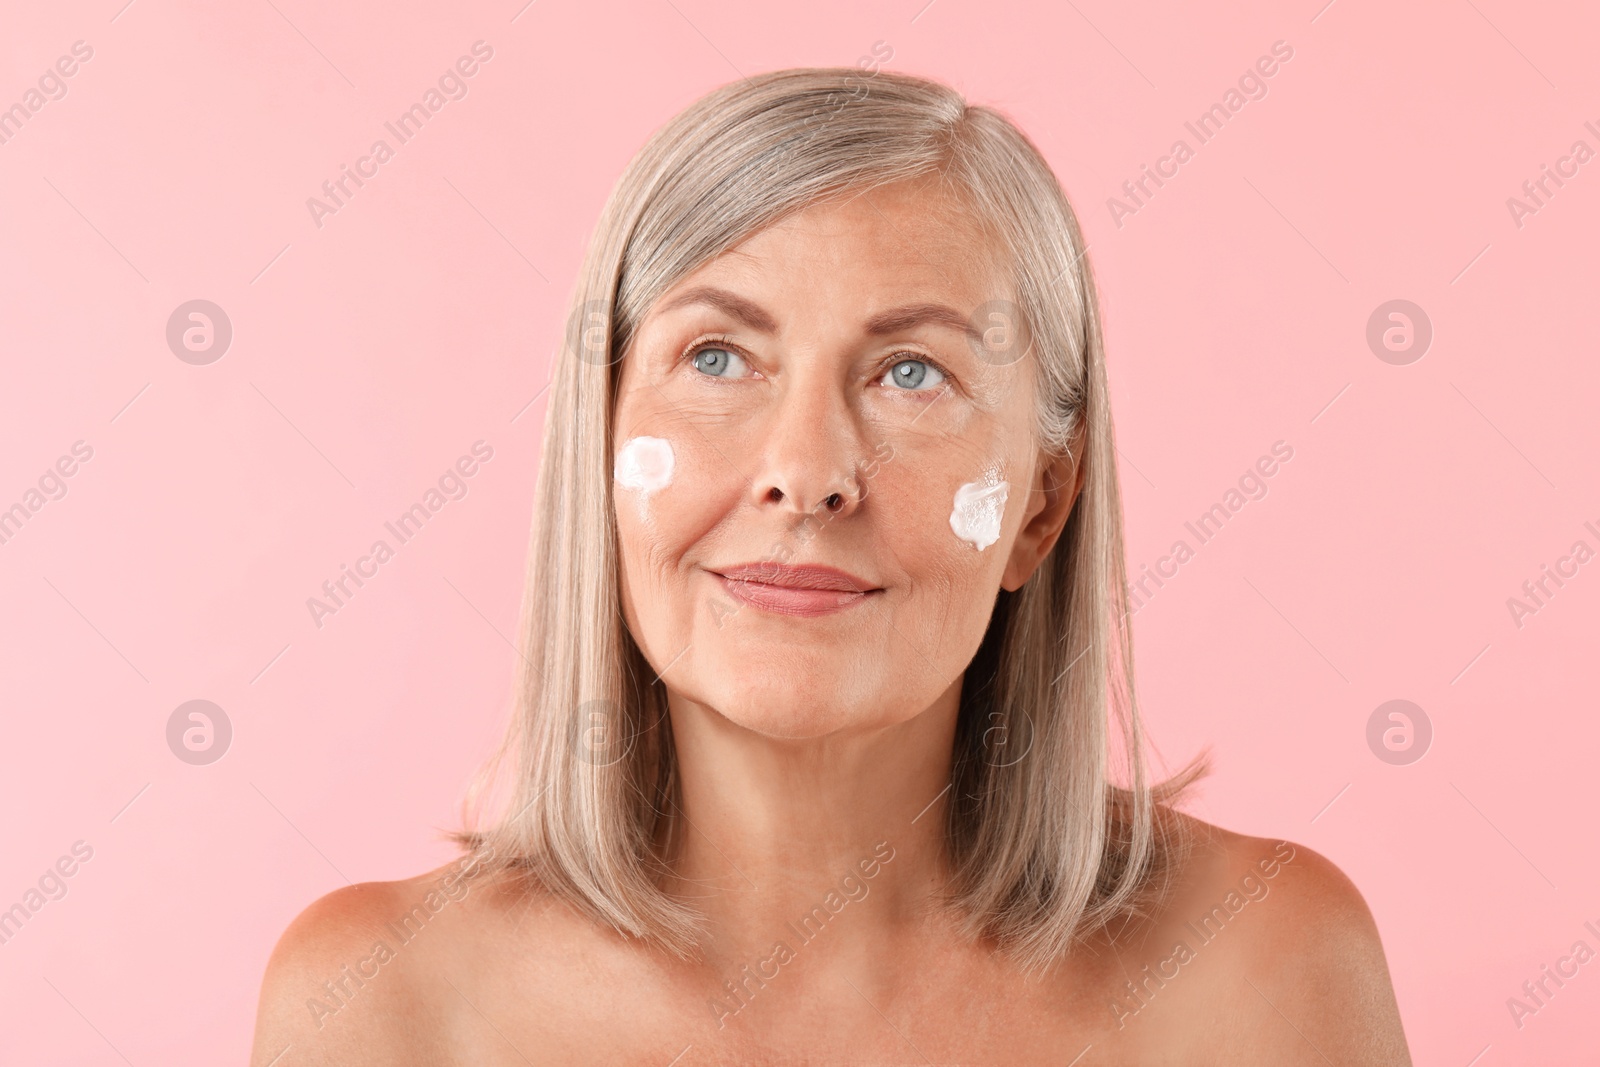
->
[458, 66, 1208, 975]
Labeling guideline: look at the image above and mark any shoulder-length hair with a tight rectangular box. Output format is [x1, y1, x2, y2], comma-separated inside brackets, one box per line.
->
[458, 66, 1207, 976]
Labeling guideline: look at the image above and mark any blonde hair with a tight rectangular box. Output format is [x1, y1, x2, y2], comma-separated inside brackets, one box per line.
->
[458, 66, 1208, 975]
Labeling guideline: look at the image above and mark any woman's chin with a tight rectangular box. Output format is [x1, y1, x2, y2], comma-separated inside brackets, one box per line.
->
[689, 675, 924, 742]
[715, 699, 858, 740]
[690, 685, 861, 741]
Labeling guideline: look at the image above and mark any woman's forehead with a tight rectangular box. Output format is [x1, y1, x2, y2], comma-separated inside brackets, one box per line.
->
[647, 187, 1014, 325]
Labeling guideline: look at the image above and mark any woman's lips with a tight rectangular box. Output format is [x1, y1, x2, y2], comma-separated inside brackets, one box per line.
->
[710, 564, 881, 618]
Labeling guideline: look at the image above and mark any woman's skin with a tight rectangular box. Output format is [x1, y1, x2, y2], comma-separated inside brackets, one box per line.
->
[251, 178, 1412, 1065]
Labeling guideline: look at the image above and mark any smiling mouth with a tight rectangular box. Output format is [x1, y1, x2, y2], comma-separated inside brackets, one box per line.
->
[709, 563, 883, 618]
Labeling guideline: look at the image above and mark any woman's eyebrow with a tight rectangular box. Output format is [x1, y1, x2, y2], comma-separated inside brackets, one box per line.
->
[658, 286, 779, 333]
[864, 303, 983, 344]
[658, 287, 983, 345]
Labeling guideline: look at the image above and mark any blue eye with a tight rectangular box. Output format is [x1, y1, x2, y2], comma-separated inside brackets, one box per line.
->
[691, 346, 750, 377]
[884, 358, 946, 391]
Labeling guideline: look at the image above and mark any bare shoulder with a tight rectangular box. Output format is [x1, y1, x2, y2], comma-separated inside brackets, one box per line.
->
[1160, 810, 1377, 932]
[249, 849, 544, 1067]
[1123, 810, 1412, 1064]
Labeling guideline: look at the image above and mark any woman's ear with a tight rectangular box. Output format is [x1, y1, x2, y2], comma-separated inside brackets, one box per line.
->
[1001, 425, 1087, 592]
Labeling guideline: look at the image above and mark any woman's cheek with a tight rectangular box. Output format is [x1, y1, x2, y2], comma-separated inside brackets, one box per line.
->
[613, 434, 688, 587]
[613, 434, 676, 528]
[878, 454, 1012, 560]
[948, 461, 1009, 553]
[873, 406, 1014, 551]
[865, 475, 958, 589]
[612, 433, 734, 566]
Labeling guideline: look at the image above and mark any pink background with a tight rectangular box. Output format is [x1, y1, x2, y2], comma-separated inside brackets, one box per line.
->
[2, 0, 1596, 1062]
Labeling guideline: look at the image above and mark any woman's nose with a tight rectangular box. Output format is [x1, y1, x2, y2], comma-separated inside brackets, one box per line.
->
[745, 376, 868, 520]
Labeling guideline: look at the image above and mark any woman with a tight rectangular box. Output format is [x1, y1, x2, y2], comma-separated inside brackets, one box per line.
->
[251, 68, 1410, 1064]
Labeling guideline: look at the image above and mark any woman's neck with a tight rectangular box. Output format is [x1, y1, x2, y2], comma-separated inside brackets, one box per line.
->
[658, 674, 965, 975]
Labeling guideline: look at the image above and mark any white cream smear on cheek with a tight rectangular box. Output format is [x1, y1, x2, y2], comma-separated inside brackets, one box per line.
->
[614, 436, 675, 520]
[949, 462, 1009, 551]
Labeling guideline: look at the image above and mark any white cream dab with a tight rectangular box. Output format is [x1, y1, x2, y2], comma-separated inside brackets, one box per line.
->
[949, 463, 1008, 551]
[614, 436, 675, 515]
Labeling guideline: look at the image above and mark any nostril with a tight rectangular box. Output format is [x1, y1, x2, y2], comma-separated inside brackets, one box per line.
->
[825, 493, 842, 510]
[767, 487, 784, 503]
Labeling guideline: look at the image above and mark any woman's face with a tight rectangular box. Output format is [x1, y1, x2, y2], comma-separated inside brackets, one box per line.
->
[611, 179, 1077, 739]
